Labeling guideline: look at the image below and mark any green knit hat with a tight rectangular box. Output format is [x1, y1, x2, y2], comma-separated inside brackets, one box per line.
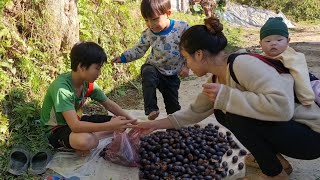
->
[260, 17, 289, 40]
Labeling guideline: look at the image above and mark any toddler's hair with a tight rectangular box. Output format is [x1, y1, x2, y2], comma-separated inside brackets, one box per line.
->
[140, 0, 171, 19]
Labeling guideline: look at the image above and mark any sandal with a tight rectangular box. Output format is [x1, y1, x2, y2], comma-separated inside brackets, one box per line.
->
[29, 149, 53, 175]
[7, 145, 30, 175]
[245, 154, 293, 175]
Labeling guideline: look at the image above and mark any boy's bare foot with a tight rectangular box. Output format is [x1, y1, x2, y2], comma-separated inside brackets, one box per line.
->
[148, 111, 159, 120]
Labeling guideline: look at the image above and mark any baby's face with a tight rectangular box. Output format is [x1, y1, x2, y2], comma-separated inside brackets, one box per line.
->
[260, 35, 289, 57]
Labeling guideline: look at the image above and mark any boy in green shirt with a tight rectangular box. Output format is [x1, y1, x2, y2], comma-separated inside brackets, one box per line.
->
[40, 41, 136, 154]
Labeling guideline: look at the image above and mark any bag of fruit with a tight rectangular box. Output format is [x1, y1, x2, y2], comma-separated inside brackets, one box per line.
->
[103, 128, 153, 167]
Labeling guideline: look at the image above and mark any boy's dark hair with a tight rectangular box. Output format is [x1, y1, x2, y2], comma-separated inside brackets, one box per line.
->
[70, 41, 107, 71]
[141, 0, 171, 19]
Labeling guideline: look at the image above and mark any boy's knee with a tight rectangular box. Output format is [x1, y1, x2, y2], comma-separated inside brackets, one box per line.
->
[70, 133, 99, 150]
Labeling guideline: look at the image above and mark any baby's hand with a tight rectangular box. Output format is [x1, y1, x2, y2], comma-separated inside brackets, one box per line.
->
[111, 56, 121, 65]
[179, 65, 190, 78]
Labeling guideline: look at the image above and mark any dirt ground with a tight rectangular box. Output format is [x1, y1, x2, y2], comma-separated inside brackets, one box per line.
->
[111, 24, 320, 179]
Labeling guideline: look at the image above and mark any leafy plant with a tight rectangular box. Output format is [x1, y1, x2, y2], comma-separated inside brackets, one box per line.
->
[0, 0, 11, 12]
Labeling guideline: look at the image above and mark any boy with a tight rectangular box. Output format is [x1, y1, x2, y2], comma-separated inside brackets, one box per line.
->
[112, 0, 190, 120]
[259, 17, 315, 105]
[40, 41, 137, 154]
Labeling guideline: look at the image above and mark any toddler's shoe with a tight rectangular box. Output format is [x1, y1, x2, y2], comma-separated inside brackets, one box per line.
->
[147, 110, 159, 120]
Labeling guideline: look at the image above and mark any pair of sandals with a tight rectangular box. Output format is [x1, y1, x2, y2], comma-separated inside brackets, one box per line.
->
[8, 145, 52, 175]
[243, 154, 293, 179]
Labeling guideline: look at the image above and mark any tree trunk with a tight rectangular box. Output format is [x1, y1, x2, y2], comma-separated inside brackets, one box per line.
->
[44, 0, 79, 51]
[5, 0, 79, 52]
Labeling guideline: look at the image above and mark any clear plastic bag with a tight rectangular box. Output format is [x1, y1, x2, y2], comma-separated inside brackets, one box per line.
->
[103, 131, 138, 167]
[103, 128, 153, 167]
[127, 128, 154, 151]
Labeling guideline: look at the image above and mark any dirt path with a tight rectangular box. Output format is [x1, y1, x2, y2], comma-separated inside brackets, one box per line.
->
[112, 25, 320, 179]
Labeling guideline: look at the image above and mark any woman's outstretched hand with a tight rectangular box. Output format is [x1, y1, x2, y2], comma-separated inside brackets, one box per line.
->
[202, 83, 221, 102]
[136, 121, 156, 129]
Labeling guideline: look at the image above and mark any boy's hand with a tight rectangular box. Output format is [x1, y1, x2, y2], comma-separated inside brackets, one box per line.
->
[111, 56, 121, 65]
[179, 65, 190, 78]
[202, 83, 221, 102]
[108, 116, 137, 130]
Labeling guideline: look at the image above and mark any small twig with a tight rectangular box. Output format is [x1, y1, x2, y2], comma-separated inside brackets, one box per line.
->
[129, 81, 139, 91]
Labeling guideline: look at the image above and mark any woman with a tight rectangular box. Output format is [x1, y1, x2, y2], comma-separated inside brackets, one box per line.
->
[137, 17, 320, 180]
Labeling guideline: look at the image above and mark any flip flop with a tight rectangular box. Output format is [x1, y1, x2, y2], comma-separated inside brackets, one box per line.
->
[29, 149, 53, 175]
[7, 145, 30, 175]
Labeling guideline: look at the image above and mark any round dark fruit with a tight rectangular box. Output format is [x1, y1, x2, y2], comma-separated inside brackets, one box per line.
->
[226, 149, 233, 156]
[229, 169, 234, 175]
[239, 149, 247, 156]
[238, 162, 244, 170]
[222, 161, 228, 167]
[232, 156, 238, 163]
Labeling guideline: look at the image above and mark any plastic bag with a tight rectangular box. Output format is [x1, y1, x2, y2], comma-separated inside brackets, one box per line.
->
[103, 128, 153, 167]
[127, 128, 154, 150]
[311, 80, 320, 106]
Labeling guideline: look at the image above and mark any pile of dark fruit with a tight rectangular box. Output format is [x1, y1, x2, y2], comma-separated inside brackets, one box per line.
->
[138, 123, 247, 180]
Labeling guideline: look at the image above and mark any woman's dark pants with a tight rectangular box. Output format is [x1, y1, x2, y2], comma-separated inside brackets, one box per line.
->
[214, 109, 320, 176]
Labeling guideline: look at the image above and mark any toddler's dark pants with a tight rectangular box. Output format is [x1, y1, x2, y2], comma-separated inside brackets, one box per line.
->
[141, 64, 181, 115]
[214, 109, 320, 176]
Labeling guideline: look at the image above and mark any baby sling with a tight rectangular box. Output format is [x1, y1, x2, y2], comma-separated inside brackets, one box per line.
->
[226, 53, 319, 106]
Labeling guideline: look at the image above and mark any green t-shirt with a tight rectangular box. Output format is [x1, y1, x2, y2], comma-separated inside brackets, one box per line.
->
[40, 72, 108, 133]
